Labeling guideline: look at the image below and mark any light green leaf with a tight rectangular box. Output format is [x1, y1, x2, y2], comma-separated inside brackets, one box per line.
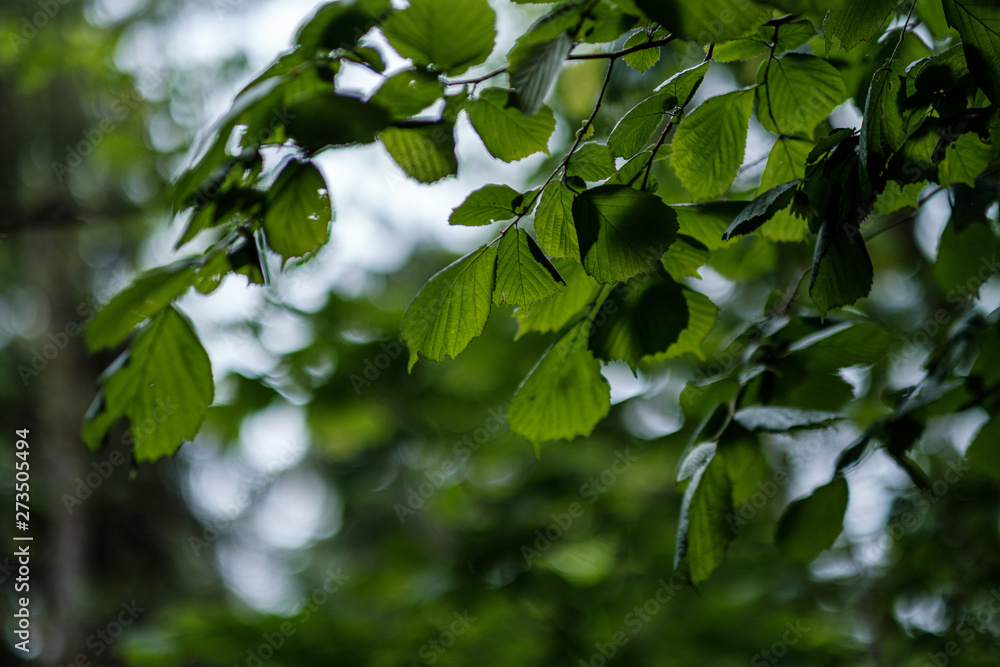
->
[943, 0, 1000, 107]
[508, 322, 611, 444]
[733, 406, 842, 432]
[757, 54, 847, 135]
[466, 88, 556, 162]
[758, 137, 812, 242]
[450, 184, 521, 226]
[935, 220, 999, 295]
[494, 228, 565, 306]
[674, 202, 745, 250]
[90, 306, 214, 461]
[824, 0, 897, 53]
[660, 235, 709, 279]
[382, 0, 496, 75]
[86, 259, 199, 352]
[623, 30, 661, 73]
[636, 0, 771, 42]
[939, 133, 993, 187]
[788, 321, 893, 372]
[566, 143, 616, 181]
[514, 259, 599, 338]
[401, 245, 497, 369]
[589, 269, 689, 369]
[673, 89, 754, 201]
[722, 180, 801, 240]
[263, 160, 333, 260]
[508, 32, 573, 115]
[607, 62, 709, 159]
[381, 122, 458, 184]
[534, 180, 580, 258]
[775, 477, 849, 561]
[370, 69, 444, 119]
[649, 288, 717, 361]
[573, 185, 679, 284]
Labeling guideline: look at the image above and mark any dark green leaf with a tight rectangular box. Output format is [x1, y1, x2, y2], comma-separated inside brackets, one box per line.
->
[370, 69, 444, 119]
[824, 0, 897, 53]
[722, 180, 801, 240]
[573, 185, 679, 284]
[943, 0, 1000, 107]
[566, 143, 616, 181]
[514, 259, 599, 338]
[509, 32, 573, 115]
[809, 219, 874, 316]
[775, 477, 849, 561]
[263, 160, 333, 260]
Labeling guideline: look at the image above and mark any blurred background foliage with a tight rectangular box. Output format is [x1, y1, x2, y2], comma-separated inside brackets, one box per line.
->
[0, 0, 999, 666]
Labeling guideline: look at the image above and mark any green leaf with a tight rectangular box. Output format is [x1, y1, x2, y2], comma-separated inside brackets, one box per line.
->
[650, 288, 718, 361]
[673, 89, 754, 201]
[788, 321, 893, 372]
[466, 88, 556, 162]
[382, 0, 496, 76]
[285, 91, 391, 150]
[534, 180, 580, 258]
[295, 0, 389, 54]
[675, 448, 734, 585]
[380, 122, 458, 184]
[589, 269, 689, 369]
[674, 202, 746, 250]
[775, 477, 849, 561]
[758, 137, 812, 242]
[508, 32, 573, 115]
[401, 245, 497, 369]
[87, 307, 214, 461]
[607, 62, 709, 159]
[859, 66, 906, 194]
[939, 132, 993, 187]
[968, 414, 1000, 482]
[809, 219, 874, 317]
[636, 0, 771, 42]
[824, 0, 897, 53]
[807, 128, 856, 165]
[508, 322, 611, 444]
[623, 30, 661, 73]
[757, 54, 847, 135]
[263, 160, 333, 260]
[660, 235, 709, 279]
[494, 228, 565, 306]
[370, 69, 444, 119]
[86, 259, 199, 352]
[514, 259, 599, 338]
[722, 180, 801, 240]
[935, 220, 999, 295]
[733, 406, 842, 432]
[566, 143, 616, 181]
[573, 185, 679, 284]
[450, 184, 521, 227]
[943, 0, 1000, 107]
